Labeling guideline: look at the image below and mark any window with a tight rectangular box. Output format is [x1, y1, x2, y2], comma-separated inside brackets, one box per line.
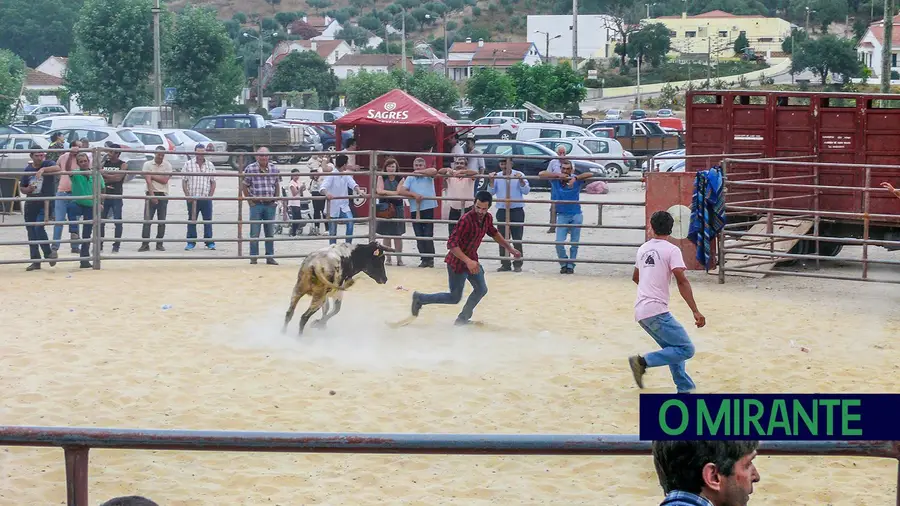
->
[614, 124, 629, 137]
[564, 130, 584, 138]
[194, 118, 216, 129]
[719, 31, 728, 37]
[758, 37, 773, 42]
[117, 130, 141, 143]
[539, 129, 561, 138]
[183, 130, 212, 143]
[686, 31, 697, 38]
[224, 117, 252, 128]
[633, 123, 648, 136]
[519, 145, 546, 156]
[165, 133, 183, 146]
[669, 31, 676, 37]
[14, 137, 34, 149]
[35, 120, 51, 128]
[582, 139, 609, 154]
[137, 133, 163, 146]
[484, 143, 513, 155]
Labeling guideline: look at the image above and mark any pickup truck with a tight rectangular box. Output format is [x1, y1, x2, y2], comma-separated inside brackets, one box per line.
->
[192, 114, 322, 169]
[587, 119, 682, 156]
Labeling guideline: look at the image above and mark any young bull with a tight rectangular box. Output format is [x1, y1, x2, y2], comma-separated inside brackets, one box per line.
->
[283, 241, 392, 336]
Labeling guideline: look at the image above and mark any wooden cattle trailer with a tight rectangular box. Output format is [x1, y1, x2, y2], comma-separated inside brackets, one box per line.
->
[684, 90, 900, 250]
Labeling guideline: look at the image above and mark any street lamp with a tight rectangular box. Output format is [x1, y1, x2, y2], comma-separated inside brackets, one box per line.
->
[426, 13, 450, 78]
[645, 2, 656, 19]
[534, 30, 561, 60]
[243, 28, 278, 108]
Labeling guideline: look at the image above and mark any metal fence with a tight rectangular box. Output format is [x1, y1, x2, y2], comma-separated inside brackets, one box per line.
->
[0, 426, 896, 506]
[0, 146, 758, 272]
[715, 157, 900, 284]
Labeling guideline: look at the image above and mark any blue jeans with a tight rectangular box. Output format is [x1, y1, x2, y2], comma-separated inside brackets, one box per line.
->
[52, 191, 81, 250]
[100, 198, 123, 249]
[555, 212, 582, 269]
[418, 264, 488, 322]
[328, 209, 354, 245]
[249, 203, 277, 257]
[639, 312, 696, 393]
[186, 199, 214, 246]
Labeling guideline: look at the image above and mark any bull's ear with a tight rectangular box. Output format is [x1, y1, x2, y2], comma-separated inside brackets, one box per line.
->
[373, 249, 382, 256]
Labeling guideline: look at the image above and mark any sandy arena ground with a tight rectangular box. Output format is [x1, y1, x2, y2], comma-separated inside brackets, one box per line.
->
[1, 171, 899, 504]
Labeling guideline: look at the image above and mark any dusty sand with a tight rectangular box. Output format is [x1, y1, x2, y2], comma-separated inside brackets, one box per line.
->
[1, 260, 898, 505]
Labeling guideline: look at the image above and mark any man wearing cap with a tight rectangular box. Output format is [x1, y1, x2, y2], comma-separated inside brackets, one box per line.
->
[241, 146, 281, 265]
[182, 143, 217, 251]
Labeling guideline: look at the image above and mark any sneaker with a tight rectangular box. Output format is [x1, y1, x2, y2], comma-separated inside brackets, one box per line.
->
[513, 265, 522, 273]
[560, 266, 568, 274]
[454, 318, 472, 326]
[138, 245, 150, 252]
[112, 246, 120, 254]
[250, 259, 258, 265]
[48, 250, 58, 267]
[185, 244, 195, 251]
[497, 265, 512, 272]
[26, 263, 41, 271]
[411, 292, 422, 317]
[80, 261, 92, 269]
[156, 244, 166, 251]
[628, 355, 646, 389]
[266, 259, 279, 265]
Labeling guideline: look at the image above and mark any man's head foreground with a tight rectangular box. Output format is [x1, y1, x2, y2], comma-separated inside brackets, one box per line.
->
[650, 210, 675, 237]
[653, 440, 760, 506]
[474, 190, 492, 217]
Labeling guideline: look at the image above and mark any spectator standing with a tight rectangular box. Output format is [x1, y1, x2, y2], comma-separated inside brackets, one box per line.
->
[463, 133, 486, 191]
[139, 147, 172, 252]
[489, 157, 529, 272]
[19, 150, 61, 271]
[398, 157, 439, 268]
[241, 147, 281, 265]
[182, 143, 217, 251]
[545, 144, 568, 233]
[99, 145, 128, 253]
[288, 168, 309, 236]
[374, 157, 407, 265]
[321, 154, 361, 245]
[69, 152, 104, 268]
[308, 168, 325, 235]
[652, 440, 761, 506]
[440, 156, 478, 236]
[47, 132, 65, 162]
[52, 142, 84, 254]
[540, 158, 592, 274]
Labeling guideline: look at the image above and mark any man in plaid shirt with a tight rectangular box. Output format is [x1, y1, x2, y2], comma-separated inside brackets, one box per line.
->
[240, 147, 281, 265]
[652, 440, 760, 506]
[410, 190, 520, 325]
[182, 143, 217, 251]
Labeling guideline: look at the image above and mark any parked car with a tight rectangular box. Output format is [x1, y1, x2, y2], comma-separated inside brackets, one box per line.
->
[532, 137, 632, 177]
[473, 139, 605, 190]
[45, 126, 150, 172]
[515, 122, 595, 142]
[0, 126, 25, 135]
[605, 109, 623, 120]
[309, 124, 354, 151]
[469, 116, 522, 140]
[23, 104, 69, 121]
[10, 123, 50, 134]
[32, 115, 108, 131]
[641, 148, 686, 173]
[162, 129, 229, 165]
[656, 109, 675, 118]
[0, 134, 51, 173]
[630, 109, 648, 120]
[130, 128, 189, 171]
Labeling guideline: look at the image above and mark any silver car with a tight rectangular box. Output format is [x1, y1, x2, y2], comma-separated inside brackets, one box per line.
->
[130, 128, 189, 171]
[161, 129, 229, 166]
[45, 126, 151, 171]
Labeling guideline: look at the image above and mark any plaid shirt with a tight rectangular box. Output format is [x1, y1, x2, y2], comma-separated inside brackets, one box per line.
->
[243, 161, 281, 201]
[445, 209, 498, 273]
[660, 491, 715, 506]
[182, 158, 216, 197]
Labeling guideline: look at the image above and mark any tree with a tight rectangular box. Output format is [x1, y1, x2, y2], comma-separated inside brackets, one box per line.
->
[546, 63, 587, 114]
[275, 12, 300, 28]
[66, 0, 165, 115]
[290, 20, 322, 39]
[342, 69, 399, 107]
[0, 0, 85, 68]
[626, 23, 671, 67]
[734, 32, 750, 54]
[0, 50, 26, 124]
[307, 0, 333, 13]
[406, 69, 459, 112]
[465, 67, 516, 116]
[267, 51, 339, 108]
[602, 0, 642, 71]
[265, 0, 283, 16]
[781, 27, 807, 54]
[792, 35, 861, 84]
[336, 25, 373, 47]
[164, 6, 244, 118]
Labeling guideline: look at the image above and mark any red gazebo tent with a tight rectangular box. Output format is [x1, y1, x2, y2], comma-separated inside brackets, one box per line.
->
[334, 89, 461, 218]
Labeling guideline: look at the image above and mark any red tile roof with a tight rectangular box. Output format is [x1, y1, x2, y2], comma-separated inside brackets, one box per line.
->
[25, 68, 63, 87]
[470, 42, 535, 65]
[864, 15, 900, 47]
[334, 54, 414, 72]
[657, 9, 764, 19]
[270, 39, 348, 65]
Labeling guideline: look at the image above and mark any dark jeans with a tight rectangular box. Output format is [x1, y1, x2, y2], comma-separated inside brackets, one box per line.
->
[141, 192, 168, 247]
[24, 200, 52, 261]
[448, 206, 472, 237]
[412, 207, 435, 264]
[77, 204, 94, 260]
[100, 197, 123, 249]
[186, 199, 214, 246]
[418, 264, 488, 322]
[312, 192, 325, 230]
[496, 206, 525, 268]
[289, 206, 306, 236]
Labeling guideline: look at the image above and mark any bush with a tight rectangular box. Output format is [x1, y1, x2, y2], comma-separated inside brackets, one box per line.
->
[892, 70, 899, 80]
[471, 6, 481, 15]
[603, 74, 633, 87]
[584, 78, 601, 88]
[505, 4, 514, 14]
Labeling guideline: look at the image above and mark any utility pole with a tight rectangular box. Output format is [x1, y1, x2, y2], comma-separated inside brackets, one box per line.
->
[572, 0, 578, 70]
[443, 13, 449, 79]
[152, 0, 162, 122]
[401, 10, 407, 81]
[883, 0, 894, 92]
[258, 20, 264, 109]
[637, 56, 642, 108]
[707, 37, 712, 83]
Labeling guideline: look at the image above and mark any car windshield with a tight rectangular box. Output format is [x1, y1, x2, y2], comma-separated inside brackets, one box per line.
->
[183, 130, 212, 143]
[117, 129, 141, 143]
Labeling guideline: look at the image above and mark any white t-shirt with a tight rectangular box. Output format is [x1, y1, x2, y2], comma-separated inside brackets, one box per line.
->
[634, 238, 687, 322]
[320, 168, 358, 217]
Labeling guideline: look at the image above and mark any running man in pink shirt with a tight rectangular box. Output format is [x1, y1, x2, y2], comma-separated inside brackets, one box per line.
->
[628, 211, 706, 394]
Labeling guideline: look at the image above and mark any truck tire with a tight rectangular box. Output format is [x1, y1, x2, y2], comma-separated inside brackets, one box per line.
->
[229, 148, 249, 171]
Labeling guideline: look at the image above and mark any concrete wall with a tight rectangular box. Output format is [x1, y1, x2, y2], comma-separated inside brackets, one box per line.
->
[526, 14, 615, 60]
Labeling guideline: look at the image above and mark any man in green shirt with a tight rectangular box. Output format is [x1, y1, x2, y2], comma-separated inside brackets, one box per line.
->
[70, 152, 105, 268]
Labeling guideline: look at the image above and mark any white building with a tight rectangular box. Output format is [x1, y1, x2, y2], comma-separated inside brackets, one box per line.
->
[446, 39, 542, 81]
[857, 15, 900, 78]
[332, 54, 413, 79]
[526, 14, 617, 62]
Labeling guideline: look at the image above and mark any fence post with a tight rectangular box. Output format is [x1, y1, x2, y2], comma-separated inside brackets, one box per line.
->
[368, 150, 377, 243]
[862, 165, 871, 280]
[63, 446, 89, 506]
[90, 148, 102, 270]
[237, 163, 244, 259]
[717, 160, 728, 284]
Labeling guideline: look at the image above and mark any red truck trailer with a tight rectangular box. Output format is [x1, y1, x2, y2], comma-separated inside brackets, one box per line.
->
[683, 89, 900, 257]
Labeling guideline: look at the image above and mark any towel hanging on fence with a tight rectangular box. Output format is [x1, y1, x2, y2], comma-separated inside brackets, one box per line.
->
[687, 165, 726, 269]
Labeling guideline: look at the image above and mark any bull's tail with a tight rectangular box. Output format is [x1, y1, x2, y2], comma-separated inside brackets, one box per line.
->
[314, 264, 347, 292]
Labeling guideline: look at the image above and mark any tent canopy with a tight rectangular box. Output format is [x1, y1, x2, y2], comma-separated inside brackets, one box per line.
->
[334, 89, 458, 129]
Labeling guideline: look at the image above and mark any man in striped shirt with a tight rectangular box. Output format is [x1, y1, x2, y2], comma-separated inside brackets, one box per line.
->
[410, 190, 520, 325]
[182, 144, 217, 251]
[240, 147, 281, 265]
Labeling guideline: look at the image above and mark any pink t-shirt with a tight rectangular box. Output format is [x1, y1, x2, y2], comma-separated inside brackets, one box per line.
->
[634, 238, 687, 321]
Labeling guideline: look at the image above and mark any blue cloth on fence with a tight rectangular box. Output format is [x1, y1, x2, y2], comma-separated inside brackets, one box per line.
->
[687, 165, 725, 269]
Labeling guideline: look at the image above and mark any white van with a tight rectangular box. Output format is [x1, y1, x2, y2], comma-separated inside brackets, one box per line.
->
[119, 106, 179, 128]
[515, 122, 596, 142]
[32, 115, 108, 130]
[281, 108, 344, 123]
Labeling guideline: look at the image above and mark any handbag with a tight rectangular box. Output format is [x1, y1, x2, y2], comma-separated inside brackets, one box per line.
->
[376, 203, 396, 219]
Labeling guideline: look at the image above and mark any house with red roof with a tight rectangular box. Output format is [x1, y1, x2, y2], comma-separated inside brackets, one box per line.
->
[652, 10, 792, 55]
[857, 15, 900, 78]
[446, 38, 543, 81]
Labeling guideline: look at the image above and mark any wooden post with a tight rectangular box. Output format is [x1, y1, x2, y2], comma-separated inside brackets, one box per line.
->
[64, 446, 90, 506]
[91, 148, 102, 270]
[368, 151, 377, 242]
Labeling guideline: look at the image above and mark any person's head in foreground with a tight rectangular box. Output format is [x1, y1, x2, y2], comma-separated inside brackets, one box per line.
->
[473, 190, 492, 218]
[650, 210, 674, 239]
[99, 496, 159, 506]
[652, 440, 760, 506]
